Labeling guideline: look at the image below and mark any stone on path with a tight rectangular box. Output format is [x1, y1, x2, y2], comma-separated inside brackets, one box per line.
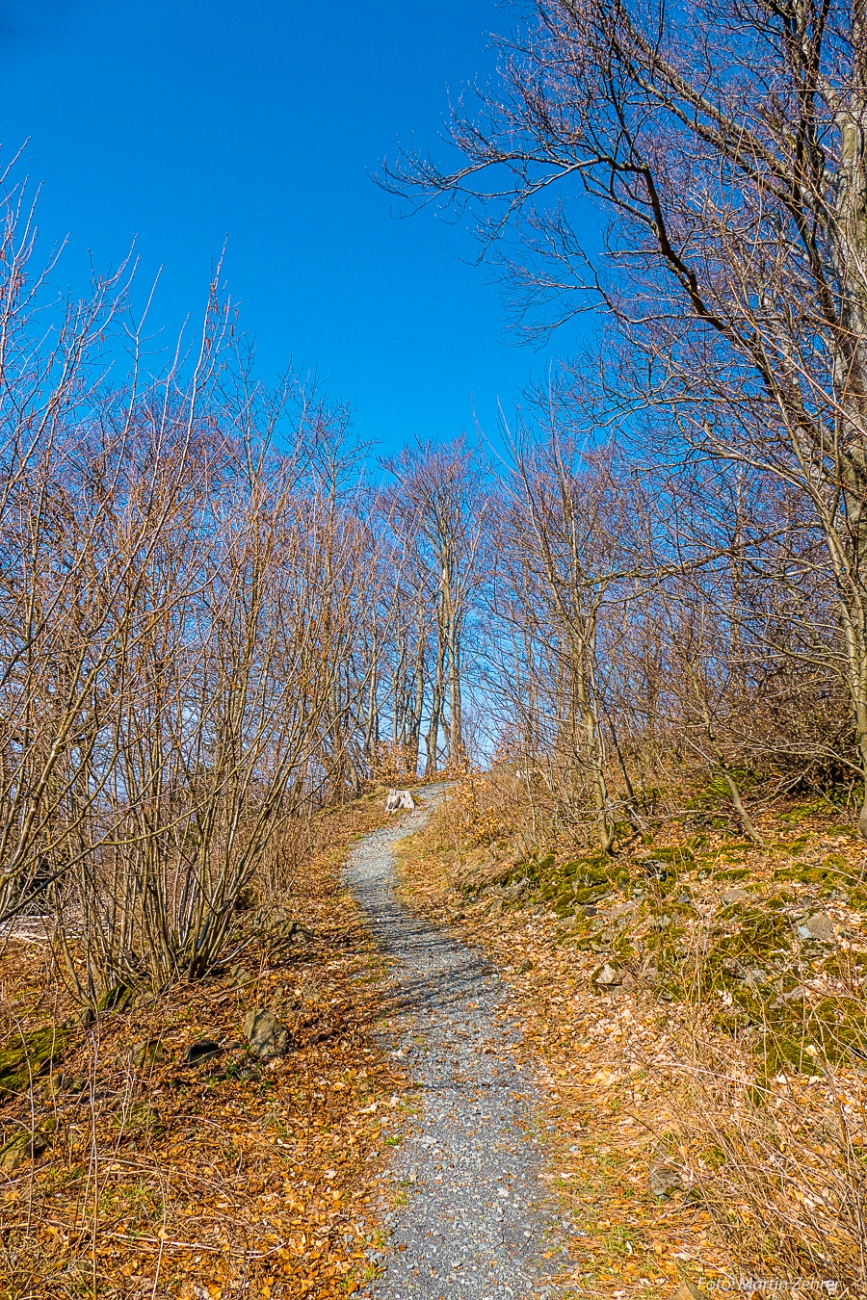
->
[384, 789, 416, 813]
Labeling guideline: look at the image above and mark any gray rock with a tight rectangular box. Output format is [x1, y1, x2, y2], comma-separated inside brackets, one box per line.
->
[649, 1158, 684, 1198]
[500, 876, 530, 901]
[243, 1008, 291, 1060]
[670, 1283, 703, 1300]
[798, 912, 837, 943]
[129, 1039, 166, 1069]
[229, 963, 255, 990]
[609, 902, 637, 923]
[385, 789, 416, 813]
[594, 963, 624, 988]
[721, 887, 752, 905]
[0, 1119, 56, 1170]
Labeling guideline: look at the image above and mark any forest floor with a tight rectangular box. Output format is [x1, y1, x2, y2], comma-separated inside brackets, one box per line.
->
[0, 792, 409, 1300]
[3, 781, 865, 1300]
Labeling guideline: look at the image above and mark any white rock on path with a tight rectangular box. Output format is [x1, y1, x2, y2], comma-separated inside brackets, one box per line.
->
[384, 789, 416, 813]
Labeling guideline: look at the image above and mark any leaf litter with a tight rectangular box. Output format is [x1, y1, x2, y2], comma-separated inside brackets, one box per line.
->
[0, 794, 406, 1300]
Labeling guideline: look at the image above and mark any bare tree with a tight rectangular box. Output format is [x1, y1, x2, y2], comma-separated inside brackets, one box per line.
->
[387, 0, 867, 829]
[383, 439, 487, 775]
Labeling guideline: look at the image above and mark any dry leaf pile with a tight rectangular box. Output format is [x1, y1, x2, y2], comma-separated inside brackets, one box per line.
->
[0, 795, 407, 1300]
[395, 775, 867, 1300]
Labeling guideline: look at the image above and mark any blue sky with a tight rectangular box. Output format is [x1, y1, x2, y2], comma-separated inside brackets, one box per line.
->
[0, 0, 586, 451]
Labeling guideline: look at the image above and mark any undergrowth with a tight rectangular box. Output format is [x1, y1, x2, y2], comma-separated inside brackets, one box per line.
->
[401, 767, 867, 1298]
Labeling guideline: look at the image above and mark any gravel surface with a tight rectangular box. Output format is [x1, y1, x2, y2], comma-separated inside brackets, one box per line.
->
[344, 788, 561, 1300]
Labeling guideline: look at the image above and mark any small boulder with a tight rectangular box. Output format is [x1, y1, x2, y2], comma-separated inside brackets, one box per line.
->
[121, 1102, 166, 1141]
[0, 1118, 56, 1171]
[129, 1039, 167, 1069]
[183, 1040, 223, 1067]
[234, 883, 260, 912]
[243, 1009, 291, 1060]
[594, 963, 624, 988]
[96, 983, 136, 1014]
[649, 1157, 684, 1198]
[42, 1073, 65, 1100]
[721, 887, 752, 906]
[385, 789, 416, 813]
[229, 963, 255, 990]
[0, 1025, 69, 1097]
[798, 912, 837, 943]
[500, 876, 530, 901]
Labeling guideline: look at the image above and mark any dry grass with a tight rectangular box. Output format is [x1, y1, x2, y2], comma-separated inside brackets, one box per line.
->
[394, 769, 867, 1298]
[0, 793, 407, 1300]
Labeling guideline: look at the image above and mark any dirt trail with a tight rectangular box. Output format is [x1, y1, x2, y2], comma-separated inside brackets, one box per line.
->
[345, 787, 561, 1300]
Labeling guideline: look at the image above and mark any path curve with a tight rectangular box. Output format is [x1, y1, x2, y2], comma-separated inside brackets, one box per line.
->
[345, 787, 559, 1300]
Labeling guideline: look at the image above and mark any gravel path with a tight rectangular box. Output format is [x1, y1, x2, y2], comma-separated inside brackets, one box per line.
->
[344, 788, 560, 1300]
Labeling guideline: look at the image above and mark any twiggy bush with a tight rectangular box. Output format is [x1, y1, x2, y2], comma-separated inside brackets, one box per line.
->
[0, 172, 383, 999]
[672, 1037, 867, 1296]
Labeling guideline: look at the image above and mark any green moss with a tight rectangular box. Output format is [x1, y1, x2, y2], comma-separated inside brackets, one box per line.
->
[760, 1030, 815, 1076]
[97, 983, 136, 1014]
[0, 1117, 57, 1170]
[640, 895, 697, 921]
[701, 906, 791, 1001]
[774, 863, 823, 884]
[713, 866, 751, 882]
[687, 773, 757, 811]
[712, 1008, 755, 1038]
[774, 854, 858, 895]
[779, 802, 825, 823]
[0, 1025, 70, 1097]
[807, 997, 867, 1063]
[118, 1102, 166, 1142]
[534, 853, 636, 917]
[643, 846, 695, 866]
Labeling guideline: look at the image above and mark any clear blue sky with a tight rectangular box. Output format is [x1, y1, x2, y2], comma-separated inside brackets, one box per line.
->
[0, 0, 583, 451]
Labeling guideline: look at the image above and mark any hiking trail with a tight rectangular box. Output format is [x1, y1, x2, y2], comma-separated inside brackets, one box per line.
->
[345, 787, 562, 1300]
